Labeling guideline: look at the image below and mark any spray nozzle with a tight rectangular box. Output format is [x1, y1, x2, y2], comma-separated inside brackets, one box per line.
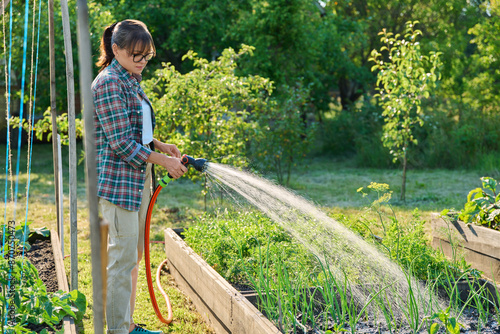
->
[161, 154, 208, 186]
[180, 154, 208, 173]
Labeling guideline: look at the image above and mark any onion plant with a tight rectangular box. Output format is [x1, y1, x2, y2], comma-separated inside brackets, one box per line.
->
[184, 208, 499, 333]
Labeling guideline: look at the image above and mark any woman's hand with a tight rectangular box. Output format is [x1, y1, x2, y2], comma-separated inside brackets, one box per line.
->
[162, 156, 186, 179]
[146, 152, 187, 179]
[153, 139, 181, 158]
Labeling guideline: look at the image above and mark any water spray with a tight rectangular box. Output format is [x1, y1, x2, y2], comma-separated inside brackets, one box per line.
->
[144, 154, 208, 324]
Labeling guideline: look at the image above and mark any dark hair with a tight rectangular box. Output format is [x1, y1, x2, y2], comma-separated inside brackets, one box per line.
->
[96, 20, 156, 72]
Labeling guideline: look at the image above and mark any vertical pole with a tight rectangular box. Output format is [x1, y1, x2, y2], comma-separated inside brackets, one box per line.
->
[1, 1, 10, 15]
[60, 0, 78, 291]
[76, 1, 104, 333]
[57, 134, 64, 257]
[48, 0, 61, 240]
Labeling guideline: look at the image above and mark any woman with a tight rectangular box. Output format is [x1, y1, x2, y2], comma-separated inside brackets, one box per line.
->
[92, 20, 186, 334]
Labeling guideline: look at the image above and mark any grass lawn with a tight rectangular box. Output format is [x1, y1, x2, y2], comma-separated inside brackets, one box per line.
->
[1, 142, 494, 333]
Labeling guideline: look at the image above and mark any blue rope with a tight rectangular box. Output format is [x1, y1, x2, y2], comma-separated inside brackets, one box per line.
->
[2, 0, 14, 259]
[13, 0, 32, 222]
[21, 0, 43, 267]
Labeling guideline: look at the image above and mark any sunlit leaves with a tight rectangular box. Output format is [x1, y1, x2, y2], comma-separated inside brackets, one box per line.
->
[369, 21, 442, 164]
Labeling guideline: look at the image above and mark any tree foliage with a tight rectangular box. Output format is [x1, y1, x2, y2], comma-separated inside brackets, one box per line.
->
[143, 45, 272, 171]
[1, 0, 499, 177]
[370, 21, 442, 200]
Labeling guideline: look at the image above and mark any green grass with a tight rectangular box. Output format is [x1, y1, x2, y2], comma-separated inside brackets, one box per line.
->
[1, 143, 212, 334]
[1, 142, 493, 333]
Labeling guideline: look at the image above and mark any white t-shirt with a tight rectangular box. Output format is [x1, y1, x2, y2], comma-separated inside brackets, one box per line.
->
[141, 98, 154, 144]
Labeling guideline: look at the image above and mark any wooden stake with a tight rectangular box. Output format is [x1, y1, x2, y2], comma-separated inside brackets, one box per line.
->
[48, 0, 61, 244]
[60, 0, 78, 291]
[76, 0, 104, 332]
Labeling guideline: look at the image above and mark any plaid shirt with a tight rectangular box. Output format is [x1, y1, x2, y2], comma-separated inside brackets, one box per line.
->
[92, 58, 155, 211]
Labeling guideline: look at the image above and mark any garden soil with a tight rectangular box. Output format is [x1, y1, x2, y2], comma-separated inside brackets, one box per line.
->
[239, 285, 500, 333]
[25, 238, 63, 333]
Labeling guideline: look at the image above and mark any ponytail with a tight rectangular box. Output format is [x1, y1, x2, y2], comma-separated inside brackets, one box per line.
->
[96, 22, 118, 72]
[96, 20, 155, 72]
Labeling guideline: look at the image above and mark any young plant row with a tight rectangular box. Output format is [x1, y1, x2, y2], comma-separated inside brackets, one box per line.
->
[183, 197, 500, 333]
[0, 223, 87, 334]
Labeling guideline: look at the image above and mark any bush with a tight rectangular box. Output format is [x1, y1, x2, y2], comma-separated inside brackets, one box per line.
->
[412, 106, 500, 170]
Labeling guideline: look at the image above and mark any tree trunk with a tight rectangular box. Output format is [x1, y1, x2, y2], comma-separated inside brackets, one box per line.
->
[339, 75, 364, 110]
[400, 148, 407, 202]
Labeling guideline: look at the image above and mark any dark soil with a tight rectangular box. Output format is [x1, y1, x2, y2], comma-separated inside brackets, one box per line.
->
[264, 310, 500, 333]
[235, 282, 500, 333]
[23, 238, 63, 334]
[324, 309, 500, 333]
[25, 239, 59, 292]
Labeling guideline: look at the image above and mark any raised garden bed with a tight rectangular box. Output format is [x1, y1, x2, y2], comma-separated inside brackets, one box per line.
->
[431, 213, 500, 281]
[165, 226, 500, 333]
[164, 228, 280, 334]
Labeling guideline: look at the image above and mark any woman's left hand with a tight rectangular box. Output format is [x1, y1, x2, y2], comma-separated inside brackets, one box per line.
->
[154, 140, 181, 158]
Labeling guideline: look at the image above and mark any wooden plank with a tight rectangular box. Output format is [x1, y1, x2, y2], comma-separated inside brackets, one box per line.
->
[59, 0, 79, 292]
[431, 214, 500, 281]
[50, 230, 77, 334]
[164, 228, 280, 334]
[432, 237, 500, 281]
[431, 214, 500, 255]
[164, 229, 233, 327]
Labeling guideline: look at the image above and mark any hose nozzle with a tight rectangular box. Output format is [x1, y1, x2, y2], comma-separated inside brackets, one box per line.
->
[181, 154, 208, 173]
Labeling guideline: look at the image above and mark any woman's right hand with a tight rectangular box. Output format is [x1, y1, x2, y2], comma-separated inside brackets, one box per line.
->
[163, 156, 187, 179]
[147, 152, 187, 179]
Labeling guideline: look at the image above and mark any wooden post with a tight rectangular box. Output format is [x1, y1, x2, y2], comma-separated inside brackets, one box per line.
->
[76, 1, 104, 333]
[0, 1, 10, 15]
[60, 0, 78, 291]
[48, 0, 61, 242]
[57, 134, 64, 257]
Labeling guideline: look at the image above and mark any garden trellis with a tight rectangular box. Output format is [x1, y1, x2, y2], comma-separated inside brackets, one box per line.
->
[2, 0, 42, 325]
[1, 0, 105, 332]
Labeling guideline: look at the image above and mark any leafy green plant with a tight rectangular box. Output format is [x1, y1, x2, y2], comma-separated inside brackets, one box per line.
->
[10, 109, 84, 146]
[0, 222, 50, 254]
[251, 83, 316, 186]
[427, 306, 462, 334]
[0, 223, 86, 333]
[183, 210, 314, 284]
[454, 176, 500, 231]
[369, 21, 442, 201]
[143, 45, 272, 173]
[0, 257, 86, 333]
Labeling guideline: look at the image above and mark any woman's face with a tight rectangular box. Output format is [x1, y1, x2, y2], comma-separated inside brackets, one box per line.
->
[112, 43, 154, 76]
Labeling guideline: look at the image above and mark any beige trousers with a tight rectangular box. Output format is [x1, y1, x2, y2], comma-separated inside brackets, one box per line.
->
[99, 163, 152, 334]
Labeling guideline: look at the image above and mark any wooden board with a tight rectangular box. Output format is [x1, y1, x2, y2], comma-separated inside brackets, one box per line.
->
[164, 228, 280, 334]
[51, 230, 78, 334]
[430, 214, 500, 281]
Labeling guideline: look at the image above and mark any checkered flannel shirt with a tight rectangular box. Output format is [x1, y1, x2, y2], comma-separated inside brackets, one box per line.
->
[92, 58, 155, 211]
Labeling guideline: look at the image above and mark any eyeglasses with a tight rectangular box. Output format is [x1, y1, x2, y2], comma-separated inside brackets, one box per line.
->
[131, 52, 155, 63]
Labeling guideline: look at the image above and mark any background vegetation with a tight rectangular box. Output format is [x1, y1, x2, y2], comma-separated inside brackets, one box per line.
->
[2, 0, 499, 181]
[2, 1, 500, 332]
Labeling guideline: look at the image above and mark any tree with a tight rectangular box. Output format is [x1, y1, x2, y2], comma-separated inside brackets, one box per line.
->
[463, 3, 500, 115]
[142, 45, 273, 171]
[323, 0, 483, 110]
[251, 83, 316, 186]
[370, 21, 442, 201]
